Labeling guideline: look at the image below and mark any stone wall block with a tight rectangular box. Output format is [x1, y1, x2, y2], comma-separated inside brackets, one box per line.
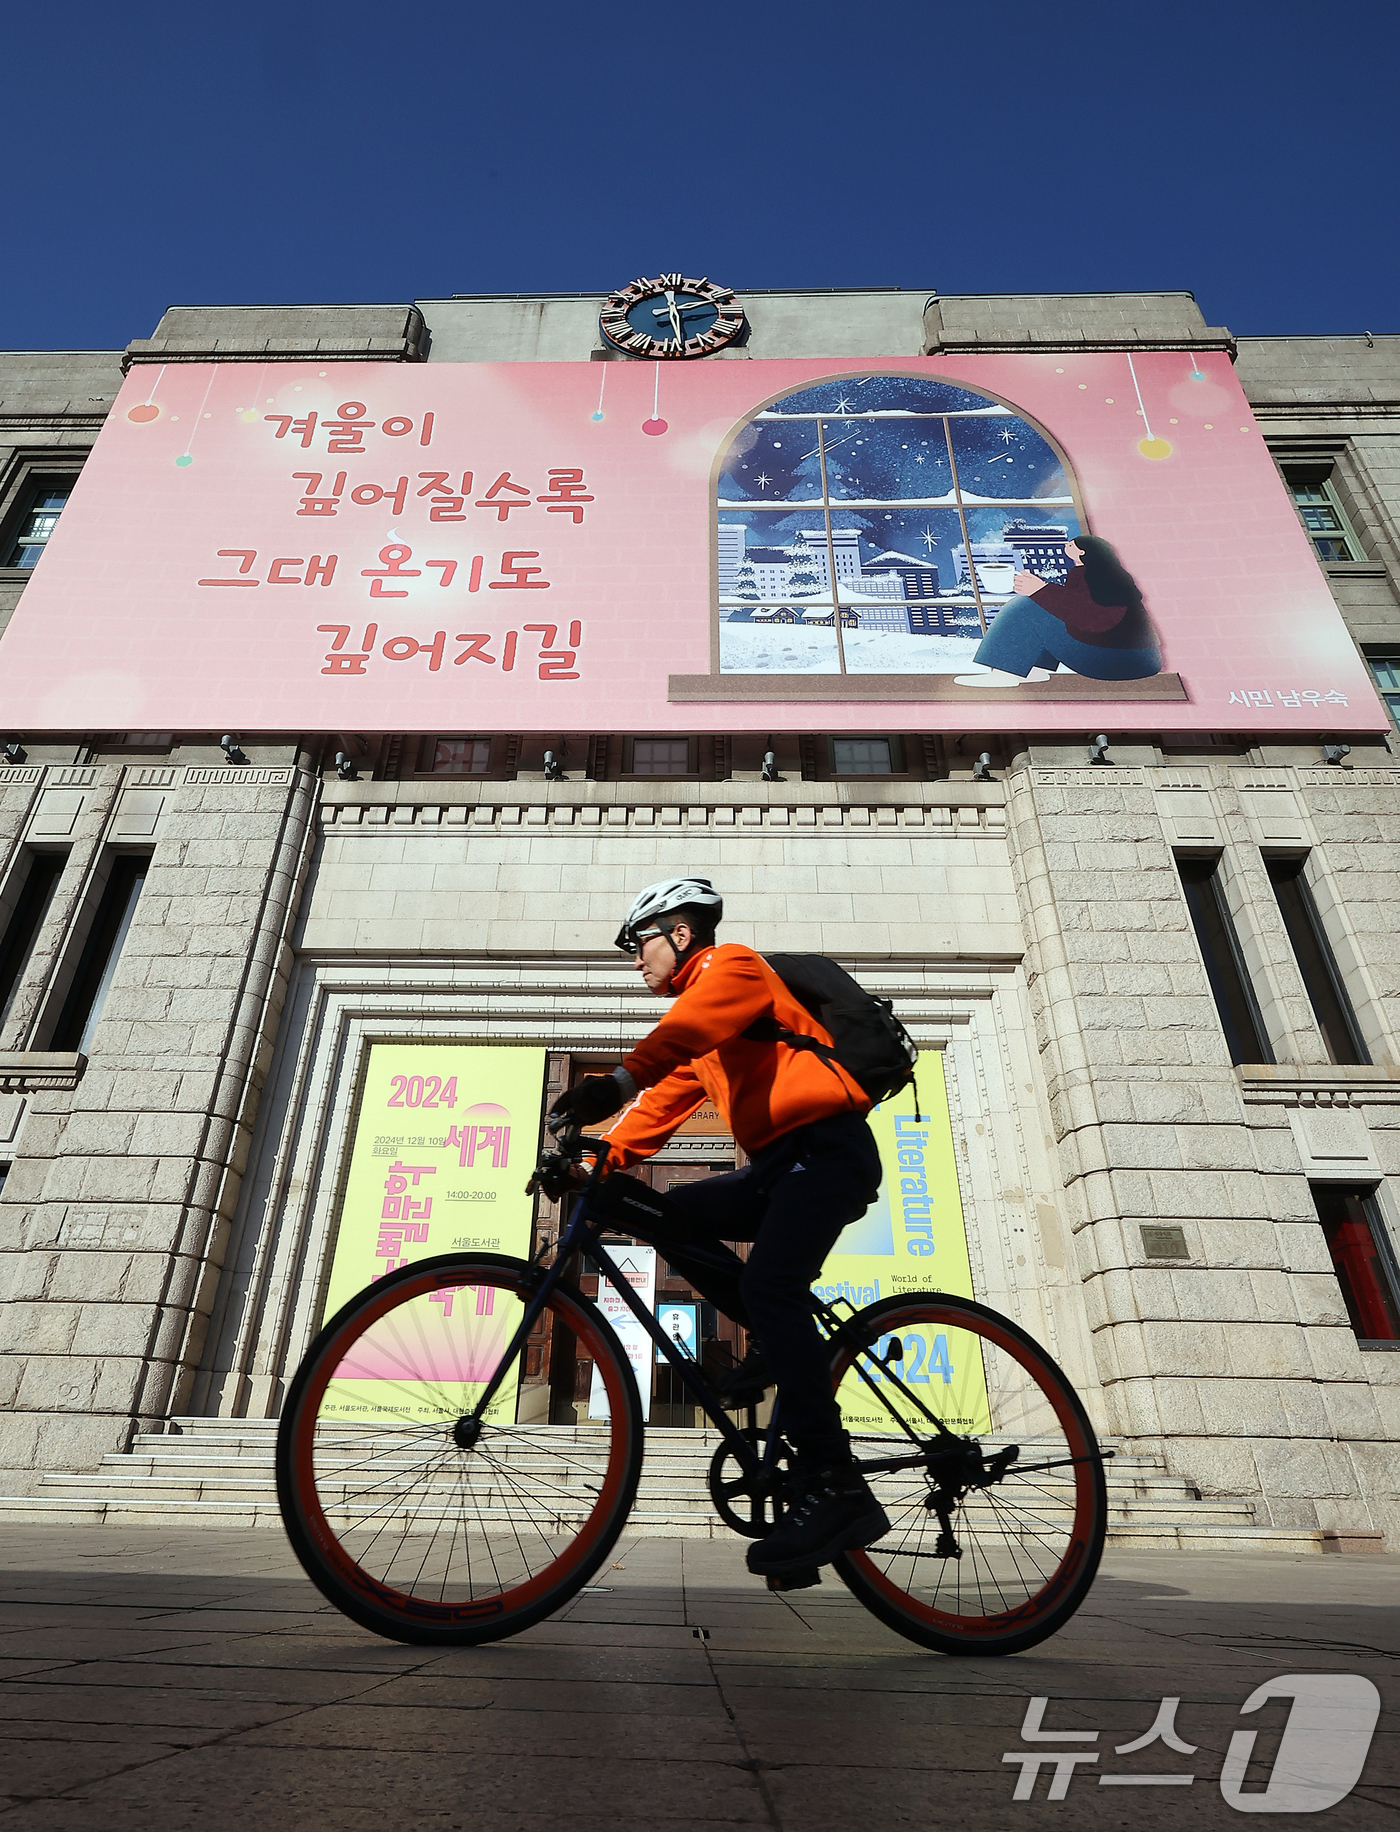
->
[1226, 1320, 1314, 1378]
[5, 1301, 80, 1355]
[1198, 1376, 1288, 1438]
[1303, 1324, 1371, 1381]
[1145, 1377, 1207, 1435]
[1098, 1266, 1145, 1322]
[1174, 1435, 1261, 1498]
[1139, 1319, 1230, 1377]
[1292, 1273, 1354, 1330]
[1115, 1375, 1166, 1438]
[1253, 1436, 1357, 1503]
[128, 1112, 208, 1159]
[0, 1415, 41, 1476]
[1126, 1265, 1181, 1316]
[1321, 1381, 1387, 1440]
[1248, 1268, 1300, 1323]
[1124, 1081, 1206, 1125]
[0, 1249, 57, 1303]
[46, 1251, 133, 1304]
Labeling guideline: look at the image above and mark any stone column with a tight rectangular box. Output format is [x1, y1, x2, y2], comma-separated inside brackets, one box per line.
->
[0, 763, 317, 1486]
[1003, 758, 1393, 1533]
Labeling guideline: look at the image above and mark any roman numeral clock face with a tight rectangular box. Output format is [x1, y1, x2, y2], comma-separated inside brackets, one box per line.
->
[599, 274, 746, 358]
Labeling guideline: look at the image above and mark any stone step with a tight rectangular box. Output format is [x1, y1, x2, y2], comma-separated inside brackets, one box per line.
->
[72, 1466, 1226, 1516]
[0, 1492, 1354, 1554]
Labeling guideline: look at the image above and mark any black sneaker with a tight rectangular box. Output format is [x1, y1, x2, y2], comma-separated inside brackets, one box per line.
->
[746, 1462, 889, 1578]
[709, 1345, 774, 1409]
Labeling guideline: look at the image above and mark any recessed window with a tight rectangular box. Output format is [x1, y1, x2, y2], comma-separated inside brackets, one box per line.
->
[0, 852, 67, 1033]
[1265, 858, 1369, 1065]
[1284, 470, 1363, 562]
[1177, 856, 1273, 1065]
[424, 737, 490, 775]
[630, 738, 692, 776]
[50, 855, 149, 1054]
[2, 485, 71, 569]
[1364, 651, 1400, 728]
[1312, 1185, 1400, 1343]
[832, 736, 897, 775]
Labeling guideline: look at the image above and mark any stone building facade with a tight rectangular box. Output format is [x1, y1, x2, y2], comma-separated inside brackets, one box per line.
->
[1, 289, 1398, 1543]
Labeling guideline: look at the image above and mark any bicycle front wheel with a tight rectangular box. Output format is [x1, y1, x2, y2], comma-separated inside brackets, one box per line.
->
[829, 1292, 1107, 1656]
[276, 1253, 643, 1645]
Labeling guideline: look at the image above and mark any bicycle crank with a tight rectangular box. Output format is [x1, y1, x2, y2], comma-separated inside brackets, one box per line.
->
[707, 1428, 795, 1539]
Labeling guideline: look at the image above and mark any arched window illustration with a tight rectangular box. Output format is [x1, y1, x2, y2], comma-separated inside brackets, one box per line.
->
[715, 373, 1086, 677]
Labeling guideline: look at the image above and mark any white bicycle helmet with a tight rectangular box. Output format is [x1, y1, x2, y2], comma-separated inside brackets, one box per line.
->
[615, 877, 724, 952]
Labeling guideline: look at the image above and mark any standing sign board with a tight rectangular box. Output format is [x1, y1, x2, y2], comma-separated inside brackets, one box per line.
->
[822, 1053, 991, 1435]
[656, 1303, 700, 1365]
[318, 1043, 546, 1424]
[589, 1246, 658, 1422]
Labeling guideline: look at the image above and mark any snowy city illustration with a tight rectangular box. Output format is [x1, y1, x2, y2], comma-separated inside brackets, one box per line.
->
[716, 374, 1084, 676]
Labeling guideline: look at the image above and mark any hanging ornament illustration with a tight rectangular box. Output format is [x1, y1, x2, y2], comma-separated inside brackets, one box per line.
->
[174, 368, 219, 467]
[1127, 354, 1172, 460]
[127, 363, 165, 424]
[642, 363, 667, 436]
[236, 365, 265, 424]
[591, 366, 607, 423]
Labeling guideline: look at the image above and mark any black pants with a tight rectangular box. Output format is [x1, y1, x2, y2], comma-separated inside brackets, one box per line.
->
[600, 1112, 882, 1463]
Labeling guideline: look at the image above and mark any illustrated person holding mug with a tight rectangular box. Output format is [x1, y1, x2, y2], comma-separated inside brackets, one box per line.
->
[955, 535, 1162, 686]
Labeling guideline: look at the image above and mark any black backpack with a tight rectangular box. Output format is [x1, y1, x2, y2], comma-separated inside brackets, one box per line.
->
[743, 953, 921, 1115]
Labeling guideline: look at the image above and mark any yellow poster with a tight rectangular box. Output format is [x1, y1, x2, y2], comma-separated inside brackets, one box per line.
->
[820, 1052, 991, 1434]
[319, 1044, 546, 1424]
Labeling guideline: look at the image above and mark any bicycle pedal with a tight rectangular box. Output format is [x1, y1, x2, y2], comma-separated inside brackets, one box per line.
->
[765, 1568, 822, 1593]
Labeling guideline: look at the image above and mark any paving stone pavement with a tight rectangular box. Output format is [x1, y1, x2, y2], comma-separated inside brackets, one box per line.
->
[0, 1525, 1393, 1830]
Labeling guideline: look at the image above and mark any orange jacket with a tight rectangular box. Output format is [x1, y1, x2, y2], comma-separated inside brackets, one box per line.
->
[602, 943, 869, 1170]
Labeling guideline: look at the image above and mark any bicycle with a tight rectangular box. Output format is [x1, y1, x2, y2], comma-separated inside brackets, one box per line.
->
[277, 1128, 1108, 1654]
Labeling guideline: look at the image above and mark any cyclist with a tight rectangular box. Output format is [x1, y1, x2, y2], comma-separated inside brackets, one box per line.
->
[546, 876, 890, 1580]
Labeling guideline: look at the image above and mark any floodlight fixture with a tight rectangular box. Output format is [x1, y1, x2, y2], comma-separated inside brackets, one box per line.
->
[972, 752, 994, 781]
[1088, 734, 1111, 765]
[219, 734, 247, 765]
[334, 751, 358, 781]
[1322, 742, 1351, 766]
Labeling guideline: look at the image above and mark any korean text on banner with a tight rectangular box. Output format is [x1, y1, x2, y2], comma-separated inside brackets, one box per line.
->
[823, 1052, 991, 1435]
[318, 1044, 546, 1425]
[590, 1246, 657, 1423]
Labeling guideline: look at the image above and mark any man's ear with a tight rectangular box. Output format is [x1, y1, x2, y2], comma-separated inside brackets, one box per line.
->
[669, 920, 693, 954]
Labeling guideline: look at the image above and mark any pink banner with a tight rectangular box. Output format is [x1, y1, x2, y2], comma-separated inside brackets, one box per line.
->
[0, 352, 1385, 733]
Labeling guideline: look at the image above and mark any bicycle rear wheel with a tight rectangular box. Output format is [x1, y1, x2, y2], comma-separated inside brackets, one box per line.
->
[276, 1253, 643, 1645]
[828, 1292, 1106, 1656]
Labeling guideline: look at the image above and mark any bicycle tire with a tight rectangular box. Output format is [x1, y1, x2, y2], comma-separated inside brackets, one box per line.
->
[276, 1252, 644, 1645]
[827, 1292, 1107, 1656]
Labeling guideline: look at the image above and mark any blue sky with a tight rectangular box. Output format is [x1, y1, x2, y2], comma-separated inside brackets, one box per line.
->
[6, 1, 1395, 351]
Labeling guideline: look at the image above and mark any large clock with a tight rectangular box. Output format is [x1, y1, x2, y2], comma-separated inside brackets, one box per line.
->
[599, 274, 745, 359]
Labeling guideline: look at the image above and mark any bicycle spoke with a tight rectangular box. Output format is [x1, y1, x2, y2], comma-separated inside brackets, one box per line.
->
[280, 1260, 643, 1642]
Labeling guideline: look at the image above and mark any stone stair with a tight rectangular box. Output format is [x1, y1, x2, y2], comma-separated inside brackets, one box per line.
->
[0, 1418, 1357, 1552]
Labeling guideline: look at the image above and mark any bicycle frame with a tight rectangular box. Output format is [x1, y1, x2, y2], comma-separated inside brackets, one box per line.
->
[468, 1144, 966, 1490]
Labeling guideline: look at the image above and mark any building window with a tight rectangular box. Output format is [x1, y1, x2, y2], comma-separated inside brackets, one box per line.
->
[629, 738, 692, 776]
[1312, 1185, 1400, 1344]
[423, 737, 491, 774]
[832, 736, 901, 775]
[1265, 858, 1369, 1065]
[50, 855, 149, 1054]
[1284, 471, 1363, 563]
[1177, 857, 1273, 1065]
[0, 852, 67, 1034]
[716, 372, 1086, 676]
[1363, 651, 1400, 727]
[2, 485, 72, 569]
